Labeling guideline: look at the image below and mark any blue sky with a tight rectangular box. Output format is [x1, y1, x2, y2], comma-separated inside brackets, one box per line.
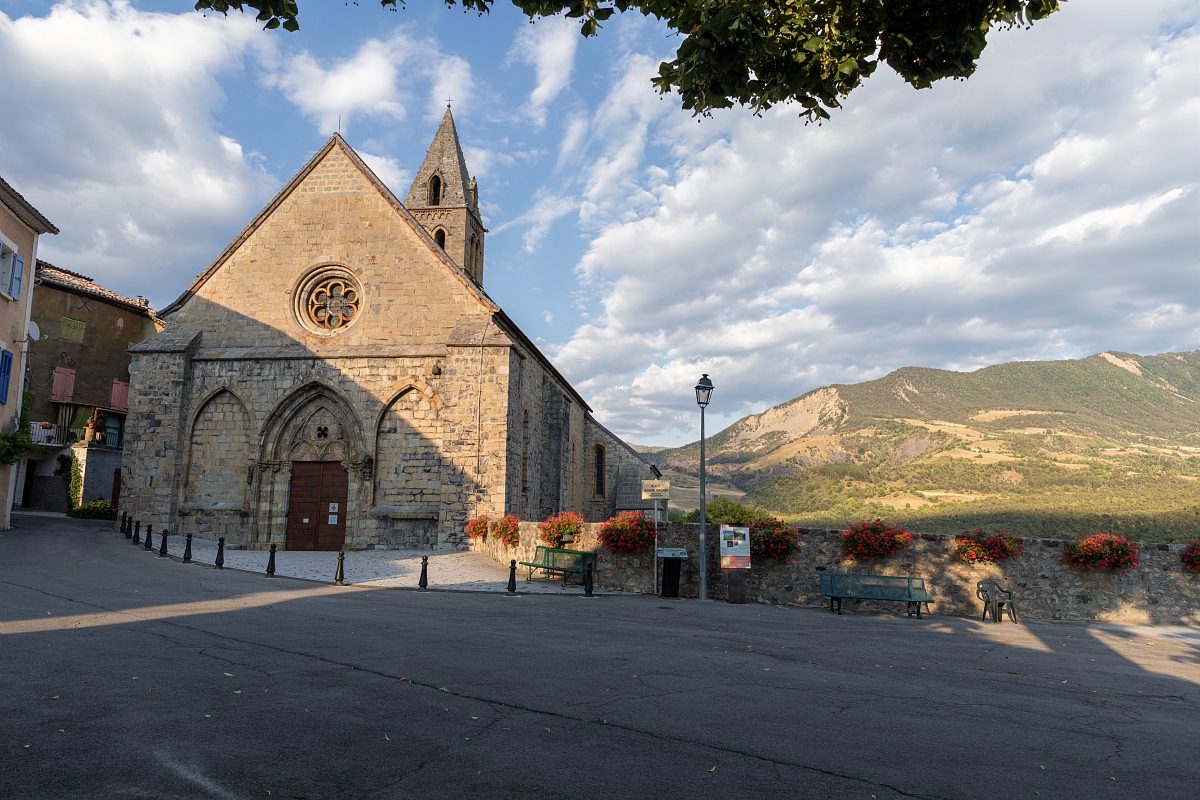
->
[0, 0, 1196, 445]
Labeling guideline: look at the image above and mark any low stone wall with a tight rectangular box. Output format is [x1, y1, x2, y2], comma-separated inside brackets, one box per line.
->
[472, 522, 1199, 624]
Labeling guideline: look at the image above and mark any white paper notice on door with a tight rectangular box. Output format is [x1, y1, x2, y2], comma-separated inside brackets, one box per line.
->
[328, 515, 337, 524]
[328, 503, 339, 512]
[303, 518, 309, 523]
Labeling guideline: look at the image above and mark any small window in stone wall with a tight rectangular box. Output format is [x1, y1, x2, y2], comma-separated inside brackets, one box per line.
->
[594, 445, 606, 496]
[60, 317, 85, 343]
[434, 229, 446, 249]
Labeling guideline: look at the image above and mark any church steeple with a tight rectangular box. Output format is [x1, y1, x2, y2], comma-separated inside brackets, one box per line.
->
[406, 106, 486, 283]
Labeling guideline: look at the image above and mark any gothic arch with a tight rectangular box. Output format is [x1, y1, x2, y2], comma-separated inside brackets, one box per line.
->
[259, 381, 366, 464]
[181, 389, 252, 509]
[374, 379, 443, 433]
[187, 384, 254, 432]
[372, 384, 446, 510]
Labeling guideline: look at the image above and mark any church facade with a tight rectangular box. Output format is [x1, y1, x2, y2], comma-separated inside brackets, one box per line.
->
[119, 111, 657, 551]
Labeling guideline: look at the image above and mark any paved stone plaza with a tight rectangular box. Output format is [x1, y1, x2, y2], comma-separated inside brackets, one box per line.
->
[2, 514, 1197, 799]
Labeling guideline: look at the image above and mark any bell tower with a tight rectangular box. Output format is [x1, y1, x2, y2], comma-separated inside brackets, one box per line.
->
[405, 105, 486, 284]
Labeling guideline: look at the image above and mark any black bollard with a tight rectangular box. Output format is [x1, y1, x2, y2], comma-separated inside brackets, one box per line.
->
[121, 512, 128, 536]
[132, 521, 140, 545]
[158, 528, 168, 557]
[144, 524, 154, 550]
[266, 543, 276, 577]
[584, 560, 594, 597]
[507, 560, 517, 594]
[335, 551, 346, 586]
[183, 532, 193, 563]
[418, 555, 429, 591]
[215, 537, 225, 569]
[123, 514, 130, 537]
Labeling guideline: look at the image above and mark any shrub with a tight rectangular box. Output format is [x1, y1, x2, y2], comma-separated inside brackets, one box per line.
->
[1182, 540, 1200, 575]
[842, 518, 912, 561]
[538, 511, 583, 548]
[597, 511, 655, 552]
[750, 518, 798, 562]
[67, 454, 83, 510]
[490, 514, 521, 548]
[955, 529, 1023, 563]
[465, 515, 490, 541]
[1064, 533, 1139, 572]
[682, 495, 770, 524]
[68, 499, 118, 520]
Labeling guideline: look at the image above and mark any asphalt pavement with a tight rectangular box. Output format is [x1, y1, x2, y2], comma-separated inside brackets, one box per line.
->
[2, 514, 1197, 799]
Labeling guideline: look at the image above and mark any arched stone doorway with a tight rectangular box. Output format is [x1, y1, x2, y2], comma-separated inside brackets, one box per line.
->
[254, 385, 368, 551]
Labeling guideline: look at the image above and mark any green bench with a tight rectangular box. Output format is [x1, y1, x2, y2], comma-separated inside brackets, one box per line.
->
[819, 573, 933, 618]
[519, 546, 597, 586]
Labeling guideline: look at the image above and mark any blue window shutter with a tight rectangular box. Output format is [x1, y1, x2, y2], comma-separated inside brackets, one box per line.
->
[0, 350, 13, 404]
[9, 255, 23, 300]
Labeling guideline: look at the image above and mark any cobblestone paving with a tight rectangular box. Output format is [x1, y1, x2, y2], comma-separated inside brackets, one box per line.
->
[150, 534, 595, 594]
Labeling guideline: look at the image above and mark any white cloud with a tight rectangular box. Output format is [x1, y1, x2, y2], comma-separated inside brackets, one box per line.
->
[509, 16, 580, 127]
[357, 152, 410, 195]
[548, 0, 1200, 444]
[0, 0, 276, 306]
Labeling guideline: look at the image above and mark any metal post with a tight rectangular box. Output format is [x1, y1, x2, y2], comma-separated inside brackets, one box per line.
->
[653, 498, 659, 596]
[215, 537, 225, 569]
[132, 521, 140, 545]
[158, 528, 168, 557]
[584, 560, 594, 597]
[507, 559, 517, 594]
[266, 543, 276, 577]
[183, 533, 193, 563]
[698, 404, 707, 601]
[144, 524, 154, 551]
[418, 555, 429, 591]
[335, 551, 345, 586]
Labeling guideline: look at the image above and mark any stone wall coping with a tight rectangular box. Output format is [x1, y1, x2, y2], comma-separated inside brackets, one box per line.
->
[179, 502, 244, 516]
[130, 328, 201, 353]
[372, 505, 440, 519]
[192, 346, 449, 361]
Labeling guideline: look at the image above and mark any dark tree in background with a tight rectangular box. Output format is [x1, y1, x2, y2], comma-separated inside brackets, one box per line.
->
[194, 0, 1061, 121]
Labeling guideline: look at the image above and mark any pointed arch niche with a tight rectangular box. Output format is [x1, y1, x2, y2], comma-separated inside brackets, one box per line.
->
[183, 389, 252, 511]
[373, 385, 446, 548]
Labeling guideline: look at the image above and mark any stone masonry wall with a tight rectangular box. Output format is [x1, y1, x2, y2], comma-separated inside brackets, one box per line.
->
[473, 522, 1200, 624]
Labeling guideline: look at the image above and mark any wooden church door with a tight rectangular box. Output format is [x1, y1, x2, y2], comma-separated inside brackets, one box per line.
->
[285, 462, 349, 550]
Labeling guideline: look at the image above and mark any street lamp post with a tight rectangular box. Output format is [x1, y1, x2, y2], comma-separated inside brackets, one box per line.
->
[694, 374, 714, 601]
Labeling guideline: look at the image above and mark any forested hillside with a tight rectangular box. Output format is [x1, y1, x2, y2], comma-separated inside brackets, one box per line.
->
[640, 351, 1200, 542]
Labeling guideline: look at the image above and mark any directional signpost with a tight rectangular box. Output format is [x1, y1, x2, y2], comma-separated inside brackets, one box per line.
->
[642, 480, 670, 595]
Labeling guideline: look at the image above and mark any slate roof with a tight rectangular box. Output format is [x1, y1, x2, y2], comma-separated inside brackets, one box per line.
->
[0, 175, 58, 235]
[404, 106, 476, 212]
[36, 261, 159, 319]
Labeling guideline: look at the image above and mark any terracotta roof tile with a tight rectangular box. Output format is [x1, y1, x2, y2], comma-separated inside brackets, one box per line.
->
[36, 260, 160, 320]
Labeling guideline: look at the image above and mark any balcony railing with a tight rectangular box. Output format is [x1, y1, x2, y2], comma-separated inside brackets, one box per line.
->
[30, 422, 65, 446]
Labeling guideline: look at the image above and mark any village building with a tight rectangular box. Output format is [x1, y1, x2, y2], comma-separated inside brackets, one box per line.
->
[16, 262, 161, 512]
[0, 175, 57, 529]
[119, 111, 658, 551]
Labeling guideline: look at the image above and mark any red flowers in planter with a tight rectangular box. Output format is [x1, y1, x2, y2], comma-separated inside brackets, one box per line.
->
[465, 515, 490, 541]
[842, 519, 912, 561]
[597, 511, 655, 552]
[750, 519, 799, 562]
[1063, 533, 1139, 572]
[956, 529, 1023, 563]
[490, 514, 521, 549]
[1183, 540, 1200, 575]
[538, 511, 583, 548]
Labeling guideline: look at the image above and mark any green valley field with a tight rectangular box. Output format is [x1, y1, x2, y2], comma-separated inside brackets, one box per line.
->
[642, 350, 1200, 543]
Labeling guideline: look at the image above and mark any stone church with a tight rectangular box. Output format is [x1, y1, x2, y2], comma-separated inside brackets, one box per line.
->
[120, 110, 658, 551]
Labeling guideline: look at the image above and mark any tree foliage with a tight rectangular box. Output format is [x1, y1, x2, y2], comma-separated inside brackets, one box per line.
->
[193, 0, 1061, 119]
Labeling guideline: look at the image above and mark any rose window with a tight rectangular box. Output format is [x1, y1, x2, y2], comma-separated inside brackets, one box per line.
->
[306, 278, 359, 330]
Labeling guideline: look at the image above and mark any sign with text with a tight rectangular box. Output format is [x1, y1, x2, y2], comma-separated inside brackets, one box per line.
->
[656, 547, 688, 559]
[719, 524, 751, 569]
[641, 480, 671, 500]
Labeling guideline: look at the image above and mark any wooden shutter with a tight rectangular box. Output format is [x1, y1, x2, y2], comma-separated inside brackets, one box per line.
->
[51, 367, 76, 403]
[0, 351, 12, 404]
[110, 380, 129, 411]
[9, 255, 24, 300]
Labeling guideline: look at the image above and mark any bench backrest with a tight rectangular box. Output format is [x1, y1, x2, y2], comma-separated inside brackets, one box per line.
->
[531, 546, 596, 570]
[820, 573, 929, 601]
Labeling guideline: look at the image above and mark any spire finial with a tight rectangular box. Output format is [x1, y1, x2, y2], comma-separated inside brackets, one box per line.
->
[447, 97, 452, 108]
